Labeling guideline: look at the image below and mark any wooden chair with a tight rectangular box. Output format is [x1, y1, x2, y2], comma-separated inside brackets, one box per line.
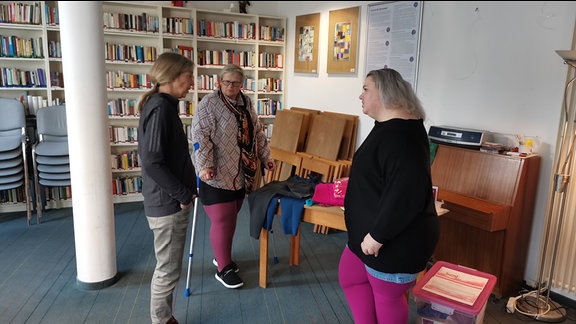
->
[265, 147, 302, 183]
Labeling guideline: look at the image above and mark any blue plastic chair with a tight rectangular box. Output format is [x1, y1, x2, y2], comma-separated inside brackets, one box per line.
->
[0, 98, 32, 225]
[32, 105, 70, 222]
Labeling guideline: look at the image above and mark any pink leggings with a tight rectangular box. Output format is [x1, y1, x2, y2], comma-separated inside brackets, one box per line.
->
[203, 199, 243, 272]
[338, 246, 413, 324]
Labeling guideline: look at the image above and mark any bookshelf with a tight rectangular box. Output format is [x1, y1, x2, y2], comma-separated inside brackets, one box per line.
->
[0, 1, 285, 211]
[0, 0, 67, 214]
[103, 2, 286, 203]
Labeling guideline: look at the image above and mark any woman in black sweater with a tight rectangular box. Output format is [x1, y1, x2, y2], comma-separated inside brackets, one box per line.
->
[339, 68, 439, 324]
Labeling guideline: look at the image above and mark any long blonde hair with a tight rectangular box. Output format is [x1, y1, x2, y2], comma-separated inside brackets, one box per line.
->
[137, 52, 194, 113]
[367, 68, 425, 119]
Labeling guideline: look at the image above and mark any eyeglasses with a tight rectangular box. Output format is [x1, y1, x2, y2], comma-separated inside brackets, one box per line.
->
[221, 80, 242, 87]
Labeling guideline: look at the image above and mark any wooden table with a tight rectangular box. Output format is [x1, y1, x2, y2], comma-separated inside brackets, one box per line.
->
[258, 205, 346, 288]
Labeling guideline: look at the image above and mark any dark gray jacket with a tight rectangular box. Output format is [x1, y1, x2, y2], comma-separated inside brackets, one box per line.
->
[138, 93, 197, 217]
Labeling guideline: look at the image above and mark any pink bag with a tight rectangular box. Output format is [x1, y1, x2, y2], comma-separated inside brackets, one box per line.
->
[311, 178, 349, 206]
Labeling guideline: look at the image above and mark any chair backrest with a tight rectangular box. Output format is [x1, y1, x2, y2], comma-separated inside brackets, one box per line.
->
[0, 98, 26, 133]
[265, 147, 302, 183]
[36, 105, 67, 141]
[297, 152, 336, 183]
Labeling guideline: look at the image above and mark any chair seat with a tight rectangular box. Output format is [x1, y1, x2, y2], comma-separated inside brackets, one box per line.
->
[35, 141, 69, 156]
[0, 147, 22, 161]
[36, 155, 69, 165]
[39, 172, 71, 180]
[0, 136, 24, 152]
[38, 164, 70, 173]
[0, 165, 23, 176]
[0, 179, 24, 190]
[0, 156, 23, 168]
[39, 178, 71, 187]
[0, 173, 24, 184]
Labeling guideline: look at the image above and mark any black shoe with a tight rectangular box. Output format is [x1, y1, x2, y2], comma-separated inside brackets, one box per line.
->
[213, 258, 239, 273]
[215, 264, 244, 289]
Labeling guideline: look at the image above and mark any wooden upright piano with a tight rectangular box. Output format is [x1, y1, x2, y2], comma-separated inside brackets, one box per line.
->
[431, 144, 541, 298]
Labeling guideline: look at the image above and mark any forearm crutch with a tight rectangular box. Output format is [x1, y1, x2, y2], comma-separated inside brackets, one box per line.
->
[185, 143, 201, 297]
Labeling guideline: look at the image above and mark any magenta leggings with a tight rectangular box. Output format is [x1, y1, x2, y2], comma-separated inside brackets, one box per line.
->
[338, 246, 413, 324]
[203, 199, 243, 272]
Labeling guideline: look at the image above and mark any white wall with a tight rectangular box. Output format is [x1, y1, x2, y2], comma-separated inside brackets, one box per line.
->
[187, 1, 576, 297]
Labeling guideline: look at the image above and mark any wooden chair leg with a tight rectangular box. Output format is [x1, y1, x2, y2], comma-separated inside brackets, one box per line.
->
[259, 228, 269, 288]
[289, 227, 301, 266]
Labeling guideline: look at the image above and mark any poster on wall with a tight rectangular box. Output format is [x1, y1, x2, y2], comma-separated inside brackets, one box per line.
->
[327, 6, 360, 74]
[294, 13, 320, 74]
[365, 1, 423, 89]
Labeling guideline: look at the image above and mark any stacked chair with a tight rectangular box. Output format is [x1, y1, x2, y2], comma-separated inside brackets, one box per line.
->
[32, 104, 70, 222]
[0, 98, 32, 225]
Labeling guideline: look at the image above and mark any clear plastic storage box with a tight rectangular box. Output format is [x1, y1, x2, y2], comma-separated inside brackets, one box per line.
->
[412, 261, 497, 324]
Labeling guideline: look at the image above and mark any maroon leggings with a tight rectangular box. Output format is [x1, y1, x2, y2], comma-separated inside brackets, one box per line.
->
[203, 199, 243, 272]
[338, 246, 413, 324]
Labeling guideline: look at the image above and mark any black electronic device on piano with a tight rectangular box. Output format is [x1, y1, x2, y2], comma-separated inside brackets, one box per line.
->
[428, 125, 486, 149]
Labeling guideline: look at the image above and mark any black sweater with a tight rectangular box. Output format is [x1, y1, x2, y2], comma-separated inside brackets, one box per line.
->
[138, 93, 197, 217]
[344, 119, 439, 274]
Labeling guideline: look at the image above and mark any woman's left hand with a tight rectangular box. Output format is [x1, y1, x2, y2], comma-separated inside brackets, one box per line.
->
[361, 233, 382, 257]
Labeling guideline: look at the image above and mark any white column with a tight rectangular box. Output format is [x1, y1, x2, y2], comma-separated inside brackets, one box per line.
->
[59, 1, 117, 289]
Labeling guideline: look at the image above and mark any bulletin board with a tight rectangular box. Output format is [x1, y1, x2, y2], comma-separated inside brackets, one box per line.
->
[365, 1, 423, 89]
[294, 13, 320, 74]
[326, 6, 360, 74]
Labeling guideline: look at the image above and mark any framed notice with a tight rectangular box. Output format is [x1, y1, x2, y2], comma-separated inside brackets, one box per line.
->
[326, 6, 360, 74]
[294, 13, 320, 74]
[365, 1, 423, 89]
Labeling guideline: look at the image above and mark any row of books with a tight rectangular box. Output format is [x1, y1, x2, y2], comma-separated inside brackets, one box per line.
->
[162, 17, 194, 35]
[258, 78, 283, 92]
[168, 45, 193, 60]
[45, 4, 59, 26]
[258, 52, 284, 69]
[51, 71, 64, 87]
[256, 98, 282, 116]
[112, 176, 142, 196]
[104, 43, 158, 63]
[24, 94, 61, 116]
[1, 67, 46, 88]
[103, 12, 160, 34]
[0, 187, 26, 204]
[260, 26, 285, 42]
[109, 126, 138, 144]
[261, 123, 274, 140]
[105, 71, 151, 90]
[197, 19, 256, 40]
[0, 2, 42, 25]
[45, 186, 72, 202]
[48, 40, 61, 58]
[111, 150, 140, 170]
[107, 98, 139, 117]
[197, 49, 256, 68]
[107, 98, 194, 117]
[0, 35, 43, 58]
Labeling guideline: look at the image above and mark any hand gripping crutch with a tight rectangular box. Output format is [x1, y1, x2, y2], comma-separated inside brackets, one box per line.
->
[185, 143, 201, 297]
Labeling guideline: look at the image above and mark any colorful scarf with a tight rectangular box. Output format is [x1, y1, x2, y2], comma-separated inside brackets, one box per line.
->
[219, 90, 257, 193]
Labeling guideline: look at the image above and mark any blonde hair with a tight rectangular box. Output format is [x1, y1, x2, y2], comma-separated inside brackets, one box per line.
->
[137, 52, 194, 112]
[367, 68, 425, 119]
